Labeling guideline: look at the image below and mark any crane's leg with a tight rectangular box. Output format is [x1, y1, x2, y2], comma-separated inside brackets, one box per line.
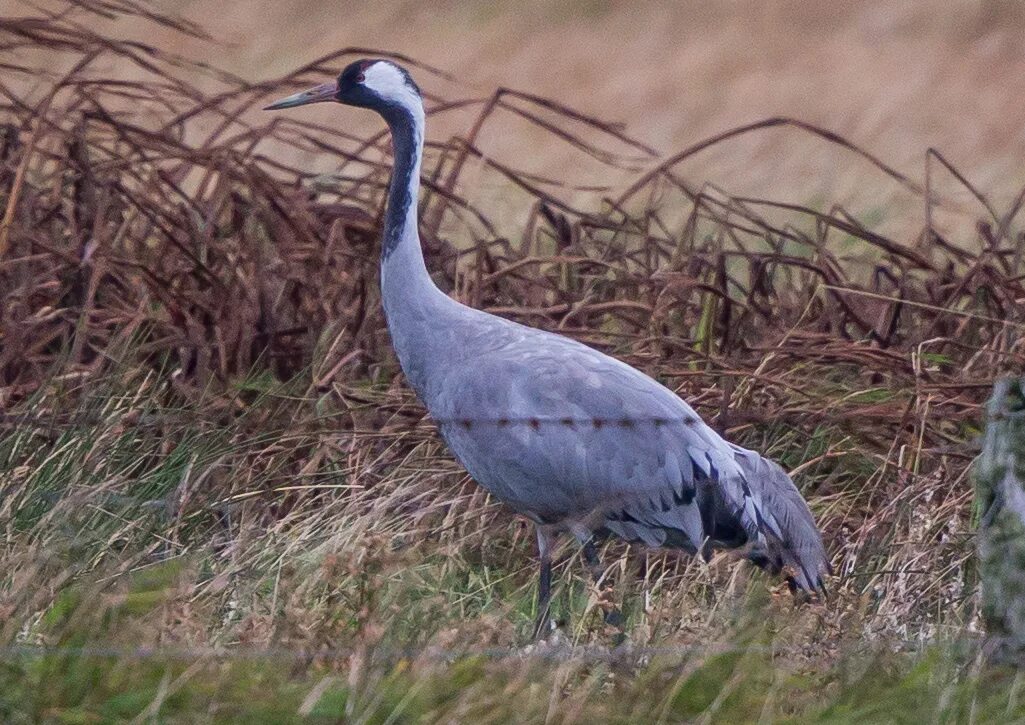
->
[581, 538, 625, 629]
[532, 527, 555, 641]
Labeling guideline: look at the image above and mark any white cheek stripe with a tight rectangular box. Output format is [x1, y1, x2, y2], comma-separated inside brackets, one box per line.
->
[363, 62, 423, 117]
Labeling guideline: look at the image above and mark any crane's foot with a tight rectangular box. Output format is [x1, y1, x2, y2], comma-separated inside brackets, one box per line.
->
[595, 587, 626, 642]
[532, 611, 553, 642]
[582, 538, 627, 641]
[603, 608, 625, 629]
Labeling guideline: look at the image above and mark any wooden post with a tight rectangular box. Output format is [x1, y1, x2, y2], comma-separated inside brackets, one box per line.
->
[977, 377, 1025, 659]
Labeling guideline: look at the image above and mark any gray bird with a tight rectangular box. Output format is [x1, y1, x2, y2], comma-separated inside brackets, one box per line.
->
[266, 59, 829, 637]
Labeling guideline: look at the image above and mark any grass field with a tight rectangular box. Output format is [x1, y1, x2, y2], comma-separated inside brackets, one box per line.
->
[2, 1, 1025, 721]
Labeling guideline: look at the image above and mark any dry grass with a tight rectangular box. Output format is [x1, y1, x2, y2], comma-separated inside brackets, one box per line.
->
[2, 1, 1025, 720]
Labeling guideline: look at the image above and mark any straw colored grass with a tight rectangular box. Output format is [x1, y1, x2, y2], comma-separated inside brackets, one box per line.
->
[2, 1, 1024, 721]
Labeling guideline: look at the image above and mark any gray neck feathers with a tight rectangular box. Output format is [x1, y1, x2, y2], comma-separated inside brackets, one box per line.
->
[378, 100, 450, 393]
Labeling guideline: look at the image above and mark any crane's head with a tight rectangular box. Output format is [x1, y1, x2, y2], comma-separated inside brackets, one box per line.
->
[263, 59, 422, 115]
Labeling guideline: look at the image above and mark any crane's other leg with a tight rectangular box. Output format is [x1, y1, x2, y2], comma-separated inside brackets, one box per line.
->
[532, 526, 556, 641]
[580, 536, 625, 630]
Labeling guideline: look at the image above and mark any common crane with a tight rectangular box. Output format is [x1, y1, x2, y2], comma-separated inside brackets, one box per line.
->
[265, 59, 829, 637]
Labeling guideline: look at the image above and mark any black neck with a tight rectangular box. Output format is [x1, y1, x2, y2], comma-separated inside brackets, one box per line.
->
[382, 106, 421, 260]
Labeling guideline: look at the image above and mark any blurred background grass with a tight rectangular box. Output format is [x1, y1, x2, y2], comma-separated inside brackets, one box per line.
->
[16, 0, 1023, 243]
[92, 1, 1025, 199]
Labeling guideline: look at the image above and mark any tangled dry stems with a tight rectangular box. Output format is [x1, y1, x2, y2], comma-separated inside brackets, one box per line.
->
[1, 0, 1024, 658]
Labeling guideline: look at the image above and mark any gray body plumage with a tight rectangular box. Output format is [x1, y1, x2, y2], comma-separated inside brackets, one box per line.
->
[391, 283, 827, 590]
[266, 59, 829, 608]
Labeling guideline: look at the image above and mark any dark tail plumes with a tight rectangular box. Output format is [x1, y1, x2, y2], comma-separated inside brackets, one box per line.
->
[599, 442, 829, 594]
[729, 445, 830, 592]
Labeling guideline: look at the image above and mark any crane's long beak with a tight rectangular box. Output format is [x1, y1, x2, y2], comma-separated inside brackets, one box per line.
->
[263, 82, 338, 110]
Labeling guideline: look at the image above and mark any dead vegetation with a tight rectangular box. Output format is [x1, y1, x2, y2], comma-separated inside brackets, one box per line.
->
[2, 0, 1025, 675]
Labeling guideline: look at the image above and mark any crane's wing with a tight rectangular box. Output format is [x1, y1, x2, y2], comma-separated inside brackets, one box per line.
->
[425, 321, 829, 591]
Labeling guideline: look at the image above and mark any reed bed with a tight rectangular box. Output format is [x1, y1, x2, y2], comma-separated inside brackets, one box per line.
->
[2, 1, 1024, 721]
